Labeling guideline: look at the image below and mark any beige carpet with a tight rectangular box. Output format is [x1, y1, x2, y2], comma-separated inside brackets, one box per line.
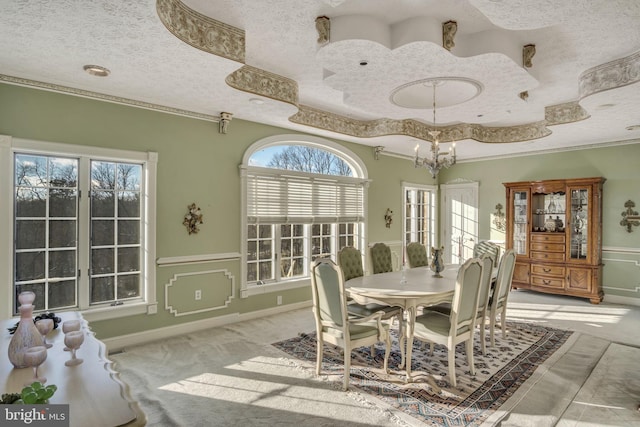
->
[109, 308, 597, 427]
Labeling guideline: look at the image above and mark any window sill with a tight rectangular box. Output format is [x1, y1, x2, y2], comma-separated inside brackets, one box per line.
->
[241, 278, 310, 298]
[81, 301, 158, 322]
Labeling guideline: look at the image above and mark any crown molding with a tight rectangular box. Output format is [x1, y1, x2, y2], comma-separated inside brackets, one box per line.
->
[0, 74, 219, 122]
[580, 50, 640, 99]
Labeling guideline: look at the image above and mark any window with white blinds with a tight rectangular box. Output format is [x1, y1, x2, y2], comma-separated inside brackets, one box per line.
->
[246, 167, 366, 224]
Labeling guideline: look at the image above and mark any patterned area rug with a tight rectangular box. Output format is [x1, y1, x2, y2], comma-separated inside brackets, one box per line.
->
[272, 321, 573, 426]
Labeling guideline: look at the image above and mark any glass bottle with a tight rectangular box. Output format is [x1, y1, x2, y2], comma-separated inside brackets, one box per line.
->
[8, 303, 45, 369]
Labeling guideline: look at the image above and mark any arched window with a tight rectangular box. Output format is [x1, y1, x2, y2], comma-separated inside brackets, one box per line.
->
[240, 135, 368, 297]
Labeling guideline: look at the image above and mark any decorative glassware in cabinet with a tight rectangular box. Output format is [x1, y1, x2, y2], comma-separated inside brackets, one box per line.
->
[570, 188, 588, 259]
[513, 191, 528, 255]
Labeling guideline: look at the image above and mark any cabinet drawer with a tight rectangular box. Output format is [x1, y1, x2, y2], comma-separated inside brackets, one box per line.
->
[531, 242, 565, 252]
[531, 233, 565, 244]
[531, 264, 565, 277]
[531, 275, 564, 288]
[531, 251, 565, 261]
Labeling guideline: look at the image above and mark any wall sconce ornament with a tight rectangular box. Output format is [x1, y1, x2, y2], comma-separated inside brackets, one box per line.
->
[384, 208, 393, 228]
[620, 200, 640, 233]
[183, 203, 203, 235]
[493, 203, 506, 231]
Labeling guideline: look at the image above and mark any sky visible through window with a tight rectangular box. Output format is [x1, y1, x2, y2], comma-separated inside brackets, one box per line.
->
[249, 146, 286, 167]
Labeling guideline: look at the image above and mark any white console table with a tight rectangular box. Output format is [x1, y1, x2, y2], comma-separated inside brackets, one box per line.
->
[1, 311, 145, 426]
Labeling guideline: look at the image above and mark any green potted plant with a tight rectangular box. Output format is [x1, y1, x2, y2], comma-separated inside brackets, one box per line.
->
[0, 382, 57, 404]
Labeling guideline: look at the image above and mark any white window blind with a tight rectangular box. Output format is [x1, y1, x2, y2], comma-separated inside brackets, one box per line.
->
[247, 169, 366, 224]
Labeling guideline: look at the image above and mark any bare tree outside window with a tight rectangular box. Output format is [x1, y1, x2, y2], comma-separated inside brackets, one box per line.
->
[266, 146, 352, 176]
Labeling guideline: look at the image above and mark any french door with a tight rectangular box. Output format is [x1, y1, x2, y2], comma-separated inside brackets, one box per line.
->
[440, 181, 479, 264]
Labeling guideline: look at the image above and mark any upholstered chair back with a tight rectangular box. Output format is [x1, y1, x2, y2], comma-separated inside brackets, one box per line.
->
[473, 241, 501, 268]
[370, 242, 393, 274]
[337, 246, 364, 282]
[406, 242, 428, 268]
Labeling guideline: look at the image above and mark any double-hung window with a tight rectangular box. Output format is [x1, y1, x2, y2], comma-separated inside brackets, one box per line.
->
[241, 135, 368, 297]
[2, 137, 157, 320]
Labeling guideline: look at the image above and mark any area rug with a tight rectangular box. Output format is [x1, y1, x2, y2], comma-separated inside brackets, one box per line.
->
[272, 321, 574, 426]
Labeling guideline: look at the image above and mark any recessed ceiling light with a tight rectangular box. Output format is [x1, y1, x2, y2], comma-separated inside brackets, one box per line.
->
[359, 60, 368, 66]
[83, 65, 110, 77]
[249, 98, 264, 105]
[626, 125, 640, 131]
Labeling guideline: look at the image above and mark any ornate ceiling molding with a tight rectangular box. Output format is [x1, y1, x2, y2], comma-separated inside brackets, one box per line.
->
[579, 50, 640, 99]
[225, 65, 298, 106]
[545, 101, 590, 126]
[290, 105, 552, 144]
[156, 0, 245, 63]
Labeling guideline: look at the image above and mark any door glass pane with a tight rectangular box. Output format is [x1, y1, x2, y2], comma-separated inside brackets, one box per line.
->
[513, 191, 528, 255]
[570, 188, 589, 259]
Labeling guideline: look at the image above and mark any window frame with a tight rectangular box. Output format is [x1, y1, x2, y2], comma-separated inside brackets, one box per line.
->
[239, 134, 369, 298]
[0, 136, 157, 321]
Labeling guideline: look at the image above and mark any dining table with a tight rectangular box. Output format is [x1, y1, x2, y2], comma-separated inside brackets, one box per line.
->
[346, 265, 460, 382]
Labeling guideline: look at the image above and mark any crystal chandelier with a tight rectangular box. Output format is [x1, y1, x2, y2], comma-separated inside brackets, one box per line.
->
[414, 81, 456, 178]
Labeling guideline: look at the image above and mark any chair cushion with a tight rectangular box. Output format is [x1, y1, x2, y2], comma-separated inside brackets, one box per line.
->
[348, 303, 399, 318]
[414, 311, 452, 336]
[323, 321, 389, 341]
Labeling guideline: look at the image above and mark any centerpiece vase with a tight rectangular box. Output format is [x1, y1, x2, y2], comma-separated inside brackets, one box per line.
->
[8, 303, 45, 369]
[430, 246, 445, 278]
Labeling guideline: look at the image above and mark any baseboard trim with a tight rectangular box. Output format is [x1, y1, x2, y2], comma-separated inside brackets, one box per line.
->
[603, 294, 640, 307]
[103, 300, 312, 353]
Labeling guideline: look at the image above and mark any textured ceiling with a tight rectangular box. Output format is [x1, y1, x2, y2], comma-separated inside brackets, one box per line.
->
[1, 0, 640, 161]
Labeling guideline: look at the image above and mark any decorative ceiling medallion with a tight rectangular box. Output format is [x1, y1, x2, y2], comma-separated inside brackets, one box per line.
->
[226, 65, 298, 106]
[156, 0, 245, 64]
[390, 77, 482, 109]
[545, 101, 590, 126]
[579, 50, 640, 99]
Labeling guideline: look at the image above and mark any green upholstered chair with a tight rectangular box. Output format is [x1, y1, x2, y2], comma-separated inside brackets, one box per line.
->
[337, 246, 364, 282]
[337, 246, 403, 349]
[370, 242, 393, 274]
[423, 253, 495, 355]
[473, 240, 501, 268]
[310, 258, 390, 391]
[488, 249, 516, 346]
[406, 242, 428, 268]
[413, 257, 483, 387]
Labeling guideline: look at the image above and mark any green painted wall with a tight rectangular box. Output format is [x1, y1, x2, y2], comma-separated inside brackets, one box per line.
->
[1, 83, 639, 341]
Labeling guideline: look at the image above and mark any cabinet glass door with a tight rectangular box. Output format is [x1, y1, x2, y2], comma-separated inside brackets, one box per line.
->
[512, 190, 528, 255]
[569, 188, 589, 260]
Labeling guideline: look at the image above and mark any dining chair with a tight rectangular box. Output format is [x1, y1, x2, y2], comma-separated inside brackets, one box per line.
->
[337, 246, 404, 352]
[473, 240, 501, 268]
[406, 242, 428, 268]
[310, 258, 390, 391]
[488, 249, 517, 347]
[422, 254, 494, 355]
[412, 257, 483, 387]
[370, 242, 393, 274]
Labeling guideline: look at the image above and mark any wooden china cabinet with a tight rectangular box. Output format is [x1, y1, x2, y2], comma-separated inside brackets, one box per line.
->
[504, 177, 605, 304]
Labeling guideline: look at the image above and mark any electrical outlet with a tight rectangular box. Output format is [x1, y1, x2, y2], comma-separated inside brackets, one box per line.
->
[195, 290, 202, 300]
[277, 295, 282, 305]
